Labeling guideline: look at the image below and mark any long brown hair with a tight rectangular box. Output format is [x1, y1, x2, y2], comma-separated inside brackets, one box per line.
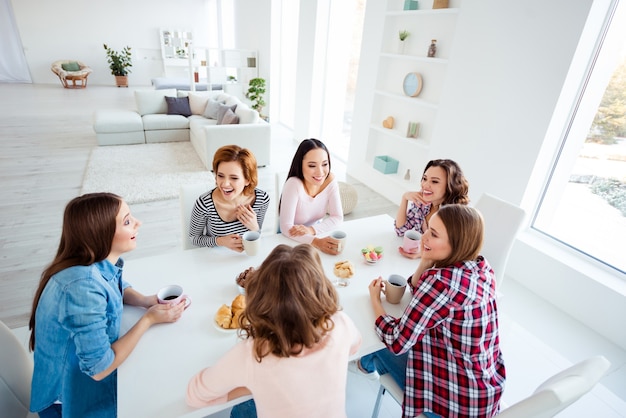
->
[432, 204, 484, 268]
[28, 193, 122, 351]
[212, 145, 258, 196]
[241, 244, 339, 361]
[423, 159, 470, 205]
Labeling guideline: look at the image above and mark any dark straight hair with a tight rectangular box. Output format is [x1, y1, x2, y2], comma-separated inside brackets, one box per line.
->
[286, 138, 331, 181]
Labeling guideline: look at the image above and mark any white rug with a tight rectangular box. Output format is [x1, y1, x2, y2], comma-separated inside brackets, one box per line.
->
[81, 142, 214, 204]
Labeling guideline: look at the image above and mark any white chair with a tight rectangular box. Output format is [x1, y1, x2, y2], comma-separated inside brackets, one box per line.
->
[180, 183, 210, 250]
[275, 172, 287, 233]
[474, 193, 526, 288]
[0, 321, 33, 418]
[372, 373, 427, 418]
[498, 355, 611, 417]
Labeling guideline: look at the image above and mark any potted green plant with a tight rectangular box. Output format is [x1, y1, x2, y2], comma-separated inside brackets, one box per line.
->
[245, 77, 267, 117]
[103, 44, 132, 87]
[398, 30, 410, 54]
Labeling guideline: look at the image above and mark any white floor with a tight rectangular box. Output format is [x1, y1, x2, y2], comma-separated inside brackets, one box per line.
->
[11, 274, 626, 417]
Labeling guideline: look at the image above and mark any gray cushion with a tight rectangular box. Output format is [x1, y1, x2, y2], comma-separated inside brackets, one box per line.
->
[203, 98, 225, 119]
[216, 104, 238, 124]
[165, 96, 192, 117]
[217, 109, 240, 125]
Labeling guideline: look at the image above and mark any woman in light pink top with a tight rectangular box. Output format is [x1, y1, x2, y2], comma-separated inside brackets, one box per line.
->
[186, 244, 362, 418]
[279, 138, 344, 255]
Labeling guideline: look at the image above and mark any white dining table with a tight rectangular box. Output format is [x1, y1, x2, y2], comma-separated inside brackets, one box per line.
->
[118, 214, 418, 418]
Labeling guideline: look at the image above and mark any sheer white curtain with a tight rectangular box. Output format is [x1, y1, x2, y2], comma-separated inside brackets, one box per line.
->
[0, 0, 32, 83]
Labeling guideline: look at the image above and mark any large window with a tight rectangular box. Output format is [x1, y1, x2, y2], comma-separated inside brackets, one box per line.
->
[533, 0, 626, 275]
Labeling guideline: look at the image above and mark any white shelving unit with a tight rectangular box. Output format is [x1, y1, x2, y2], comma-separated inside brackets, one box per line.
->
[204, 49, 258, 99]
[350, 0, 461, 204]
[159, 29, 194, 78]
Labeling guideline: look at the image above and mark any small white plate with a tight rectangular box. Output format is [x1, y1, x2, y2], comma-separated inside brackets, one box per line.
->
[213, 320, 238, 333]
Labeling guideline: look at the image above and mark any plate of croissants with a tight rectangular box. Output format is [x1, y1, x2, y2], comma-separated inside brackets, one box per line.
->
[214, 294, 246, 332]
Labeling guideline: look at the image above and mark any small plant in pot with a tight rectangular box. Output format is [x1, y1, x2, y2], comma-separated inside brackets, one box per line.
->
[103, 44, 132, 87]
[245, 77, 267, 119]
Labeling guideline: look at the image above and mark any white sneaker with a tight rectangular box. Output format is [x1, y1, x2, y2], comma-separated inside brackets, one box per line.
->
[348, 359, 379, 380]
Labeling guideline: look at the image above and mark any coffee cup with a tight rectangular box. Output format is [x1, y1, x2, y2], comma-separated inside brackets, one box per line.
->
[157, 285, 191, 308]
[402, 229, 422, 253]
[242, 231, 261, 256]
[330, 230, 347, 253]
[383, 274, 407, 304]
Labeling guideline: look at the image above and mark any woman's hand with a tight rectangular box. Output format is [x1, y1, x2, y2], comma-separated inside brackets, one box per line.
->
[368, 277, 384, 302]
[288, 224, 315, 237]
[312, 236, 341, 255]
[398, 245, 421, 259]
[236, 204, 259, 231]
[403, 190, 427, 206]
[145, 302, 186, 325]
[216, 234, 244, 252]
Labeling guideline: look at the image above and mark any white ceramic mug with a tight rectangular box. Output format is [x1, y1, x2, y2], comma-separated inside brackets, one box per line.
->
[402, 229, 422, 253]
[383, 274, 407, 304]
[242, 231, 261, 256]
[157, 285, 191, 308]
[330, 230, 347, 253]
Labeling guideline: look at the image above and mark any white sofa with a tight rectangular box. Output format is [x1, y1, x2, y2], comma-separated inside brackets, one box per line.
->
[93, 89, 271, 168]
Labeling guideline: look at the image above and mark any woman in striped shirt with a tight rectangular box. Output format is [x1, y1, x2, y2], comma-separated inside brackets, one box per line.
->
[189, 145, 270, 251]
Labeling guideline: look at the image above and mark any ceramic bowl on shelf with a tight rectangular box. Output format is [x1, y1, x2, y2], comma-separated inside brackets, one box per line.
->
[361, 246, 384, 264]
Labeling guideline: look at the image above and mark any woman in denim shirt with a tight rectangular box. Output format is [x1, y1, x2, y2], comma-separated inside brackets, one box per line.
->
[28, 193, 187, 418]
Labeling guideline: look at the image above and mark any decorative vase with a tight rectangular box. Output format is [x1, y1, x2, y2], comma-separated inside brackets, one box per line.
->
[427, 39, 437, 58]
[398, 40, 406, 54]
[115, 75, 128, 88]
[404, 169, 411, 181]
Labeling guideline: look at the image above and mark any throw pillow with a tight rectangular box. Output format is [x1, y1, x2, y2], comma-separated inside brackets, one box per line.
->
[188, 93, 210, 115]
[234, 105, 259, 124]
[203, 98, 225, 119]
[61, 62, 80, 72]
[218, 109, 240, 125]
[165, 96, 192, 117]
[216, 104, 238, 124]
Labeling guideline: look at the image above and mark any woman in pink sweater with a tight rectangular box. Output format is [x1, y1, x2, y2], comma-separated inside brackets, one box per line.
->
[279, 138, 344, 255]
[186, 244, 362, 418]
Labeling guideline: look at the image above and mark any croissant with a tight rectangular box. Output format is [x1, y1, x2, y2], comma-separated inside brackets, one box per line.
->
[231, 294, 246, 311]
[230, 309, 244, 329]
[215, 304, 232, 329]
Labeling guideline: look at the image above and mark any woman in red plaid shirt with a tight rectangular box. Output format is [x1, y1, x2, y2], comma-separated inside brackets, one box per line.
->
[356, 205, 505, 418]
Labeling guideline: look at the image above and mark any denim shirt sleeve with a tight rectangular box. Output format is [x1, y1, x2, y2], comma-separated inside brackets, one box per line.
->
[62, 277, 116, 376]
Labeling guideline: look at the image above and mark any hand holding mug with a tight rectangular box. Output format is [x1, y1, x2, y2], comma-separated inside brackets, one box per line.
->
[368, 277, 384, 302]
[217, 234, 244, 252]
[313, 236, 341, 255]
[382, 274, 407, 304]
[146, 301, 186, 324]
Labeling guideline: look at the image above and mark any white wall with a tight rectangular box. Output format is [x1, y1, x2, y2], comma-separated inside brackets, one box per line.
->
[351, 0, 626, 349]
[10, 0, 271, 87]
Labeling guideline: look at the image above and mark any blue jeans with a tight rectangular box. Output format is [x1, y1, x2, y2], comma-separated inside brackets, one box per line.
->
[37, 403, 62, 418]
[359, 348, 409, 390]
[230, 399, 257, 418]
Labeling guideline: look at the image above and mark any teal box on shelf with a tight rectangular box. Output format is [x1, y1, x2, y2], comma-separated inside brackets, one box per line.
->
[373, 155, 399, 174]
[403, 0, 418, 10]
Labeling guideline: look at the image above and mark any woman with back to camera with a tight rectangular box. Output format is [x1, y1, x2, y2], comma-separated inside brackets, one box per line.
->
[395, 159, 469, 259]
[29, 193, 186, 418]
[279, 138, 343, 255]
[352, 205, 505, 418]
[186, 244, 362, 418]
[189, 145, 270, 252]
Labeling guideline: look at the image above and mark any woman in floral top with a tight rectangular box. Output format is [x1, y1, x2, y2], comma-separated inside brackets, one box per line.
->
[360, 205, 505, 418]
[395, 159, 469, 259]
